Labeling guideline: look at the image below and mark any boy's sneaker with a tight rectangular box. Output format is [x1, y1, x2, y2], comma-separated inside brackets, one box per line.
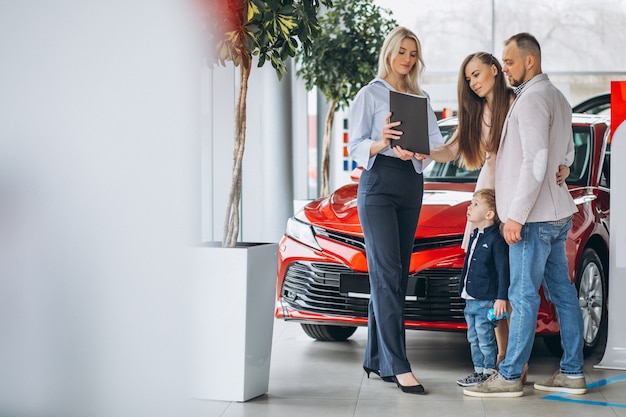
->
[456, 372, 489, 387]
[463, 372, 523, 397]
[534, 371, 587, 395]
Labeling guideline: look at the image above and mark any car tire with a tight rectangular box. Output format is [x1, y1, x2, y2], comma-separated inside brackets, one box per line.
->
[576, 248, 607, 355]
[300, 324, 357, 341]
[543, 248, 607, 357]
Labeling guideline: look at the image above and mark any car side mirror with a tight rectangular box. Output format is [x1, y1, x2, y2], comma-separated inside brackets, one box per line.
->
[350, 166, 363, 182]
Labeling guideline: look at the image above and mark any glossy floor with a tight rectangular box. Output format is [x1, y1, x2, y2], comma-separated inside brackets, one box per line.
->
[203, 319, 626, 417]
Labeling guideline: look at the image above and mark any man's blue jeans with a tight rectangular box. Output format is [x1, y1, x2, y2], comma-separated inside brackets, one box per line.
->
[499, 217, 585, 380]
[464, 299, 497, 372]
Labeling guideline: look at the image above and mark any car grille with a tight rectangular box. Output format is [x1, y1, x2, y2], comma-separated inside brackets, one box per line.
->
[281, 261, 466, 324]
[313, 228, 464, 253]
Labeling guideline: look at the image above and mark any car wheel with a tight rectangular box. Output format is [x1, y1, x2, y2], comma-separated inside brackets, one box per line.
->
[300, 324, 357, 341]
[576, 248, 607, 355]
[542, 248, 607, 357]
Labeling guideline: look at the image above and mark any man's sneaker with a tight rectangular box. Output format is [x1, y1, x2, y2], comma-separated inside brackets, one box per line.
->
[456, 372, 489, 387]
[463, 372, 523, 397]
[534, 371, 587, 395]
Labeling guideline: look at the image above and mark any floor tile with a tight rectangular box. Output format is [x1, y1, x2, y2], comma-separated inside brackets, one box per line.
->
[196, 319, 626, 417]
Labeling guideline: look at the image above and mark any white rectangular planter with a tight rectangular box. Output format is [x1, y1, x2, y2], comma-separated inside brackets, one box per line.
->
[186, 242, 278, 401]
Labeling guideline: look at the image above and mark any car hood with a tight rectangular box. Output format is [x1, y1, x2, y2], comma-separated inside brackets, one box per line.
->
[301, 183, 474, 237]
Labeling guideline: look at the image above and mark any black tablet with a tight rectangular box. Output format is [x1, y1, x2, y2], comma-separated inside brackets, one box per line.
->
[389, 90, 430, 154]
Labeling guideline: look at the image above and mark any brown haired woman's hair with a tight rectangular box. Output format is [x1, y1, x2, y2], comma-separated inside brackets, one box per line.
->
[454, 52, 515, 170]
[474, 188, 500, 224]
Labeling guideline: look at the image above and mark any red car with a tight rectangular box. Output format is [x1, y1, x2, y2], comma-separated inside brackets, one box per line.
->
[276, 113, 611, 356]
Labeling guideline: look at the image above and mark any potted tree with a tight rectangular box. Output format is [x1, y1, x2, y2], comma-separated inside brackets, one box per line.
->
[296, 0, 396, 196]
[187, 0, 332, 402]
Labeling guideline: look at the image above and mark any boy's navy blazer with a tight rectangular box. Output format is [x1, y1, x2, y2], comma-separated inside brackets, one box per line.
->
[458, 223, 510, 301]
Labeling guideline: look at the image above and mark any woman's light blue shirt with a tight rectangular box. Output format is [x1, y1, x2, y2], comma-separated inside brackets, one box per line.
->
[347, 78, 444, 173]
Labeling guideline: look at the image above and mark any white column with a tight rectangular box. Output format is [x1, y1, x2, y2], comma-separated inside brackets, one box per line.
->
[203, 61, 295, 244]
[241, 63, 294, 242]
[595, 81, 626, 370]
[0, 1, 202, 415]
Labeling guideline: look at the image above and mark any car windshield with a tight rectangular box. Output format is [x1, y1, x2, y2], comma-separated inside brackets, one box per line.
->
[424, 123, 593, 185]
[423, 124, 480, 183]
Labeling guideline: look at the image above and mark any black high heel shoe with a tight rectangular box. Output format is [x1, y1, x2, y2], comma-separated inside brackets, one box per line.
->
[390, 376, 426, 395]
[363, 366, 394, 383]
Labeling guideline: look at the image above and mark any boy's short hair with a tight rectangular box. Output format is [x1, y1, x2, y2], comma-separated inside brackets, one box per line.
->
[474, 189, 500, 224]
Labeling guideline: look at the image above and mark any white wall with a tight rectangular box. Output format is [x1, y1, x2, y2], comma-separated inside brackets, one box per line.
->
[0, 2, 214, 416]
[0, 2, 310, 414]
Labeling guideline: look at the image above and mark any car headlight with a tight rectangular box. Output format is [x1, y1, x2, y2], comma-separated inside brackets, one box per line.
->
[285, 217, 322, 251]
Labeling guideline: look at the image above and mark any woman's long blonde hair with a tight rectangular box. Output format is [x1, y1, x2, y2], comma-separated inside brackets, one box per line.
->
[376, 26, 425, 96]
[455, 52, 514, 170]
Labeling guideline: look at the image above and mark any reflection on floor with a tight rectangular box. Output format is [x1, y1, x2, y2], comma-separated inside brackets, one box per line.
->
[200, 319, 626, 417]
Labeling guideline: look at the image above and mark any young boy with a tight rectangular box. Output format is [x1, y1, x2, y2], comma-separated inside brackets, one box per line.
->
[456, 189, 510, 387]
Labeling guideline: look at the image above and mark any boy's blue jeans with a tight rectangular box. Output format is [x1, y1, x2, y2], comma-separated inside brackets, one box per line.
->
[499, 218, 585, 380]
[464, 299, 497, 372]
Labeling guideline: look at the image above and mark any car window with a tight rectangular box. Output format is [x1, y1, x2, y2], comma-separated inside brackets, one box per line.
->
[600, 137, 611, 188]
[423, 125, 481, 183]
[567, 126, 592, 186]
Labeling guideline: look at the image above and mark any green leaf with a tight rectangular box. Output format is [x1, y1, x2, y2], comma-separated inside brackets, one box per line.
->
[207, 0, 329, 80]
[295, 0, 397, 107]
[247, 0, 260, 22]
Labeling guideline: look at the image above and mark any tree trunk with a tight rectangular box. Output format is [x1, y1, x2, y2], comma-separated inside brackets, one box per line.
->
[320, 99, 336, 197]
[223, 57, 251, 247]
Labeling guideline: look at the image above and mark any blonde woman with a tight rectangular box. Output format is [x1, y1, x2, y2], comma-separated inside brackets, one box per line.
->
[348, 26, 444, 395]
